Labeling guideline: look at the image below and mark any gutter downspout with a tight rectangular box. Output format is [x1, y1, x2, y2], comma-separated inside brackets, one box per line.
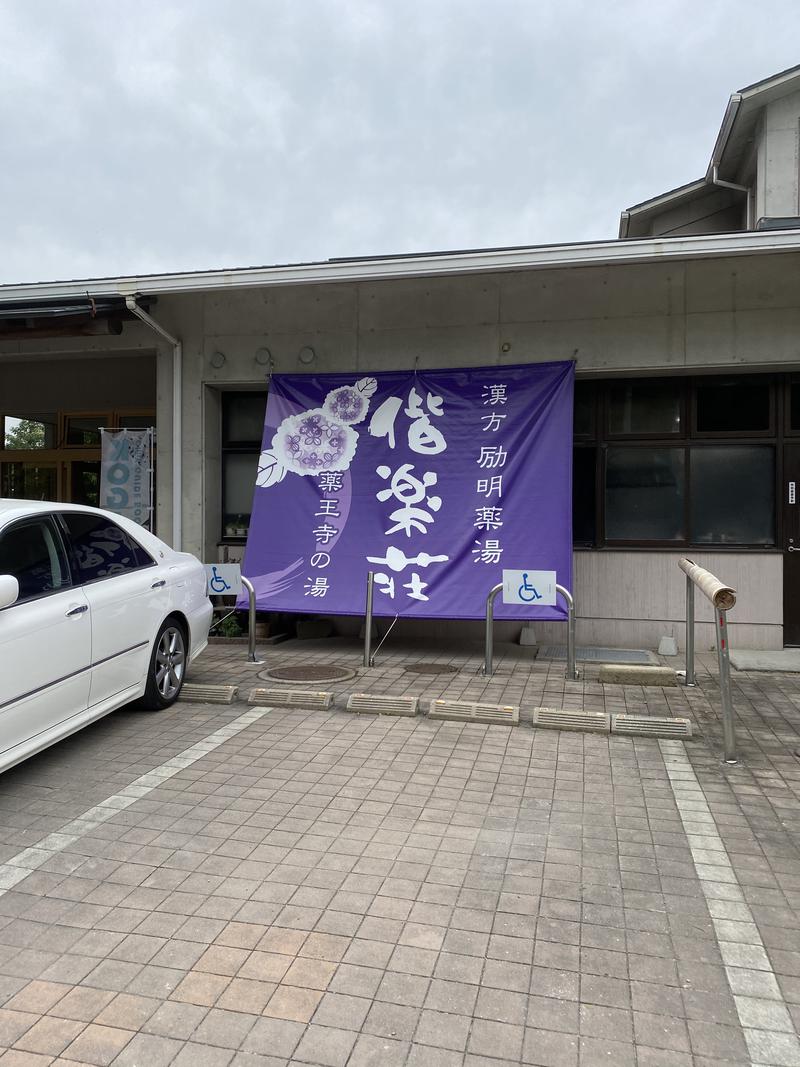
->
[124, 297, 183, 550]
[710, 165, 753, 229]
[707, 93, 753, 228]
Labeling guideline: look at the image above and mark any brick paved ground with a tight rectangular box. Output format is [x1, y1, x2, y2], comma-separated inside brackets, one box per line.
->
[0, 638, 799, 1064]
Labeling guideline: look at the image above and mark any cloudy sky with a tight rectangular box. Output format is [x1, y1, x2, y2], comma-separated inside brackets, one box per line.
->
[2, 0, 800, 284]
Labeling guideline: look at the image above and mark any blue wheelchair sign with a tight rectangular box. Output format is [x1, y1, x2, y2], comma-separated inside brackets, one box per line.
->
[517, 573, 543, 603]
[204, 563, 242, 596]
[502, 569, 556, 606]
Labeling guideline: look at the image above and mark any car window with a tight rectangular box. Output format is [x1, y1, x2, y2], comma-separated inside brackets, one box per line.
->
[0, 518, 72, 603]
[60, 513, 155, 583]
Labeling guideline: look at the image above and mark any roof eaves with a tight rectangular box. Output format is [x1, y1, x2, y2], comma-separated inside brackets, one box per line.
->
[622, 178, 709, 216]
[2, 231, 800, 305]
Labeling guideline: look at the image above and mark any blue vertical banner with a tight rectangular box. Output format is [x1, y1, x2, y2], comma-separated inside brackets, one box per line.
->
[242, 361, 573, 620]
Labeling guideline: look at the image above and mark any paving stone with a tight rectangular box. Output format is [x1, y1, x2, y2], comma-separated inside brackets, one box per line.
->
[414, 1008, 471, 1050]
[291, 1022, 357, 1066]
[468, 1018, 524, 1060]
[241, 1017, 304, 1058]
[144, 1000, 210, 1040]
[100, 1032, 183, 1067]
[348, 1033, 410, 1066]
[60, 1022, 134, 1065]
[522, 1026, 579, 1066]
[14, 1016, 84, 1056]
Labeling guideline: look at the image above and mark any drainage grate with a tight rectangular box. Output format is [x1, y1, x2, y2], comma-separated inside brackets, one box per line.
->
[178, 683, 238, 705]
[539, 646, 657, 665]
[532, 707, 610, 733]
[429, 700, 519, 725]
[247, 688, 332, 710]
[404, 663, 459, 675]
[346, 693, 418, 717]
[260, 665, 356, 684]
[611, 714, 692, 739]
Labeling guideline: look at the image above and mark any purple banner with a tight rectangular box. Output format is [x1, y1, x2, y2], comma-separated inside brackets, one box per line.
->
[242, 361, 573, 620]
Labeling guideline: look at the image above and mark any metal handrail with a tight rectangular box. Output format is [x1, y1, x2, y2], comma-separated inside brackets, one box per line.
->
[208, 574, 264, 664]
[363, 571, 375, 667]
[240, 576, 264, 664]
[483, 582, 578, 680]
[679, 557, 737, 763]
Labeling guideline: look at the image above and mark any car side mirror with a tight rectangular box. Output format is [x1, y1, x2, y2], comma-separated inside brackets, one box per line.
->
[0, 575, 19, 610]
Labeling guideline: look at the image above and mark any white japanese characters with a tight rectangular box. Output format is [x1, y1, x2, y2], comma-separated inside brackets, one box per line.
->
[472, 383, 509, 565]
[366, 386, 450, 605]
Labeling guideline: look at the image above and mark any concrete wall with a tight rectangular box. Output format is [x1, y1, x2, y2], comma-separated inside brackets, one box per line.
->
[758, 91, 800, 219]
[642, 190, 743, 238]
[0, 351, 156, 411]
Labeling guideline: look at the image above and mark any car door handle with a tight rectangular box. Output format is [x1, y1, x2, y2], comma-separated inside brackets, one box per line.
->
[151, 579, 167, 588]
[65, 604, 89, 617]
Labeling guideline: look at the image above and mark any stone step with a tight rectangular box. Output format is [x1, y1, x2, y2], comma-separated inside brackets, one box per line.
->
[599, 665, 678, 687]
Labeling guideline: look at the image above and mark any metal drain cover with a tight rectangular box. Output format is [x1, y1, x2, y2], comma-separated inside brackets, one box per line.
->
[259, 665, 356, 684]
[404, 663, 459, 675]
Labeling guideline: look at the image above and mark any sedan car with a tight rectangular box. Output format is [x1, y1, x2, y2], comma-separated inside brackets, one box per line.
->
[0, 500, 212, 774]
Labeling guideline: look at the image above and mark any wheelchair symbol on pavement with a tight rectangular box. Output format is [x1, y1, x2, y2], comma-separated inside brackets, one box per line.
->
[209, 566, 232, 594]
[517, 572, 542, 603]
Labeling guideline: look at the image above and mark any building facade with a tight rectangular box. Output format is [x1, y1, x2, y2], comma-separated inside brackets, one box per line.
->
[3, 67, 800, 651]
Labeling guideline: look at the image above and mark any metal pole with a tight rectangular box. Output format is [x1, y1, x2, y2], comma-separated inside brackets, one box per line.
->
[685, 574, 696, 687]
[483, 583, 503, 676]
[556, 584, 578, 680]
[364, 571, 375, 668]
[240, 576, 264, 665]
[714, 608, 737, 763]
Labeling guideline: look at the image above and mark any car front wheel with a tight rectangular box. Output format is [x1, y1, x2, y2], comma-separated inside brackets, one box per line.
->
[141, 619, 187, 710]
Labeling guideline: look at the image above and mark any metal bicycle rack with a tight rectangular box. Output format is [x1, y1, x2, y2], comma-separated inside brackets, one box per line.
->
[482, 582, 578, 680]
[679, 557, 737, 763]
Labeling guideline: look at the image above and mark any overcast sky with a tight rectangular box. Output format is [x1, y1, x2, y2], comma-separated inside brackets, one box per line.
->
[2, 0, 800, 285]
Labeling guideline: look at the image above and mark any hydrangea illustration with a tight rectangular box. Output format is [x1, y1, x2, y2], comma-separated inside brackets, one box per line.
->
[256, 376, 378, 488]
[323, 385, 369, 425]
[273, 410, 357, 474]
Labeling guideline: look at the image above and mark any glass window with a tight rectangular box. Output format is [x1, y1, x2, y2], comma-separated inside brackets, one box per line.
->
[1, 462, 58, 500]
[0, 519, 71, 602]
[608, 380, 682, 436]
[223, 454, 258, 537]
[690, 446, 775, 544]
[695, 378, 771, 433]
[790, 383, 800, 432]
[65, 415, 105, 447]
[70, 462, 101, 508]
[606, 447, 685, 541]
[223, 393, 267, 446]
[3, 414, 57, 449]
[573, 448, 596, 545]
[117, 415, 155, 431]
[61, 513, 154, 582]
[574, 383, 595, 438]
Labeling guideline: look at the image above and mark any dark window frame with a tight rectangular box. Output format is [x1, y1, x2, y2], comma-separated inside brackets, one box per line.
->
[690, 375, 776, 439]
[221, 391, 268, 543]
[605, 377, 687, 441]
[575, 374, 783, 551]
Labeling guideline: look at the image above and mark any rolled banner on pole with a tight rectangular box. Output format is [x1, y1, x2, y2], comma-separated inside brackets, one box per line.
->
[678, 558, 736, 612]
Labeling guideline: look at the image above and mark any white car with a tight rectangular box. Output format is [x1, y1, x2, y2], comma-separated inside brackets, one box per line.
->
[0, 500, 212, 773]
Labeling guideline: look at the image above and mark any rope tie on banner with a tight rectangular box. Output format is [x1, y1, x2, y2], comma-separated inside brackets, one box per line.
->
[372, 614, 400, 660]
